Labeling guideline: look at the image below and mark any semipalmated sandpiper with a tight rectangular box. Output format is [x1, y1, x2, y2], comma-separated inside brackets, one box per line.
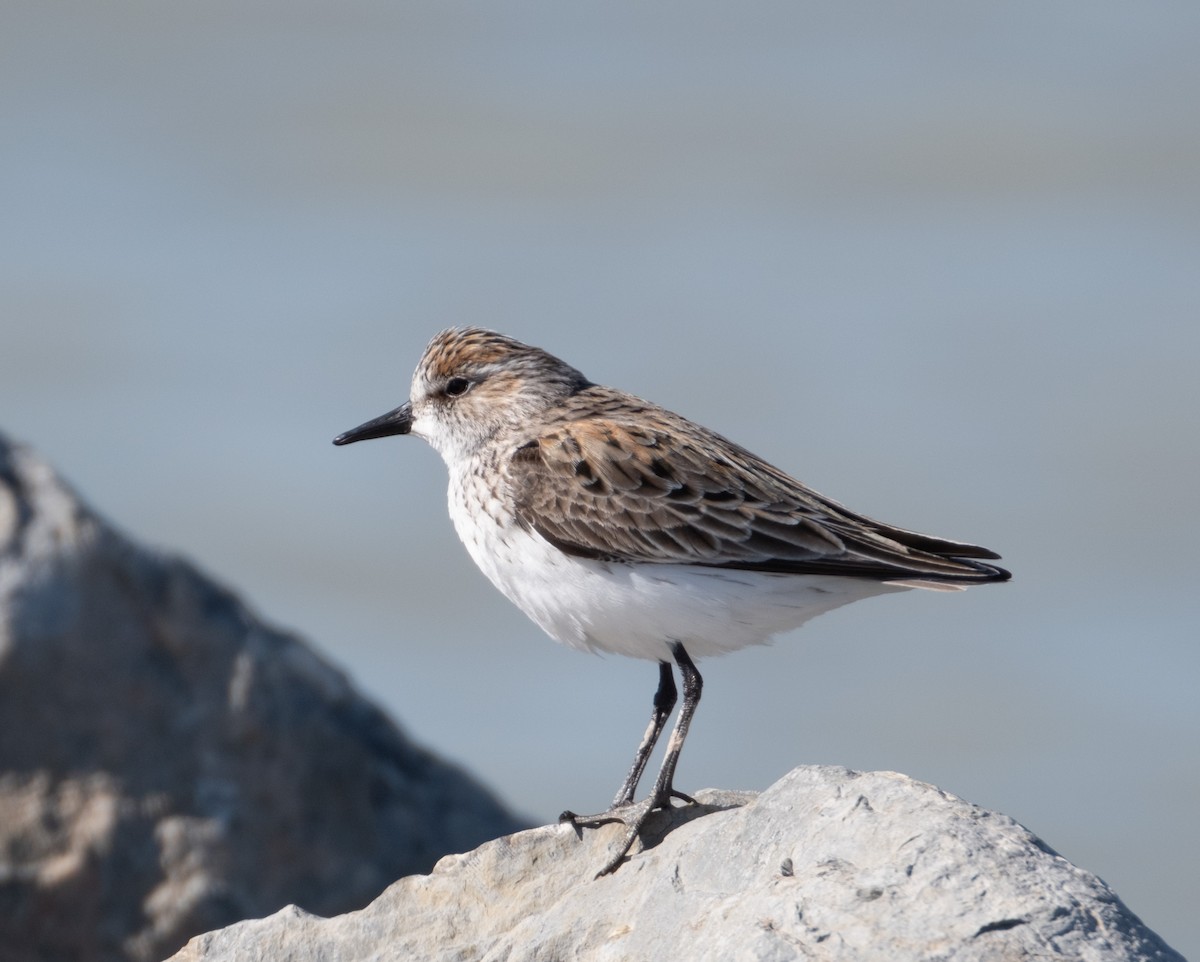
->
[334, 327, 1009, 875]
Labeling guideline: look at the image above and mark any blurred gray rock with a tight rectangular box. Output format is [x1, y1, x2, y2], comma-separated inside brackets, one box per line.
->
[169, 766, 1182, 962]
[0, 433, 526, 962]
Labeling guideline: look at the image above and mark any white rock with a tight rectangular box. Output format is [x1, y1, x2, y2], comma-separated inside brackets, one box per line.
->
[170, 766, 1183, 962]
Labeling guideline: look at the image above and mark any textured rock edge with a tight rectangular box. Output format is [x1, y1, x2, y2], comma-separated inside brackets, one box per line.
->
[169, 766, 1184, 962]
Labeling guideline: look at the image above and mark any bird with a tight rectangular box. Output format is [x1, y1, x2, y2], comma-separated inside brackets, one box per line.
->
[333, 327, 1010, 875]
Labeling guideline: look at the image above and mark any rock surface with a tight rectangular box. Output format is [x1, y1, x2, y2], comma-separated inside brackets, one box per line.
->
[0, 433, 526, 962]
[170, 766, 1182, 962]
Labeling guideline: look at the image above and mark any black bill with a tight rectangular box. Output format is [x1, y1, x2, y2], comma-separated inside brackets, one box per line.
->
[332, 401, 413, 446]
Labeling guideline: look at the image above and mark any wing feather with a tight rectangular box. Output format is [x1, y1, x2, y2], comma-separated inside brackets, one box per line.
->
[508, 404, 1009, 584]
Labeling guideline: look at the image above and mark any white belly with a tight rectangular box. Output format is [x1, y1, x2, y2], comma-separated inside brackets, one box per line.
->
[447, 477, 906, 662]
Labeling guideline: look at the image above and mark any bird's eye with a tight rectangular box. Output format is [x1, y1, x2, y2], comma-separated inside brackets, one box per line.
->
[445, 377, 471, 398]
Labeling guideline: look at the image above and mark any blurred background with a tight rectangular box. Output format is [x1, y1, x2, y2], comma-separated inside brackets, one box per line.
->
[3, 1, 1197, 953]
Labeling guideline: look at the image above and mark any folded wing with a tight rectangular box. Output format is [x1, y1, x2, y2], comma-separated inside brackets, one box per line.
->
[508, 405, 1010, 586]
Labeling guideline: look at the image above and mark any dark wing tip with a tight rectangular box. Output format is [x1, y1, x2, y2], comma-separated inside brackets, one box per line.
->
[966, 559, 1012, 582]
[909, 555, 1011, 584]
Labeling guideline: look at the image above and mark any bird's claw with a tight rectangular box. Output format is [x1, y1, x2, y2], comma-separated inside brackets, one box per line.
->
[561, 788, 697, 876]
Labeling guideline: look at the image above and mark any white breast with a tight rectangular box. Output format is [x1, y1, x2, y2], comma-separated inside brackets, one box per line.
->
[447, 469, 907, 662]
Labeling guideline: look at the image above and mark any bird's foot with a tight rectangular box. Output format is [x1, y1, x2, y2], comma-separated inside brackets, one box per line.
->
[559, 789, 697, 877]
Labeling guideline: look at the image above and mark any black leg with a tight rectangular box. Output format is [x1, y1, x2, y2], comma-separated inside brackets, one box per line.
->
[647, 642, 702, 808]
[609, 660, 676, 809]
[561, 643, 704, 877]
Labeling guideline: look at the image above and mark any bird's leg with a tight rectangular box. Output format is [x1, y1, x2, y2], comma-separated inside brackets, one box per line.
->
[610, 660, 676, 809]
[559, 660, 676, 827]
[562, 643, 703, 877]
[644, 642, 702, 810]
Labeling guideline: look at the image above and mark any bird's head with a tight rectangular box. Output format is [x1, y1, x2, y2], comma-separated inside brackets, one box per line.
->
[333, 327, 590, 463]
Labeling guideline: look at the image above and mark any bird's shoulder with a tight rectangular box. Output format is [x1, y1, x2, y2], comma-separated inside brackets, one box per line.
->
[508, 386, 770, 502]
